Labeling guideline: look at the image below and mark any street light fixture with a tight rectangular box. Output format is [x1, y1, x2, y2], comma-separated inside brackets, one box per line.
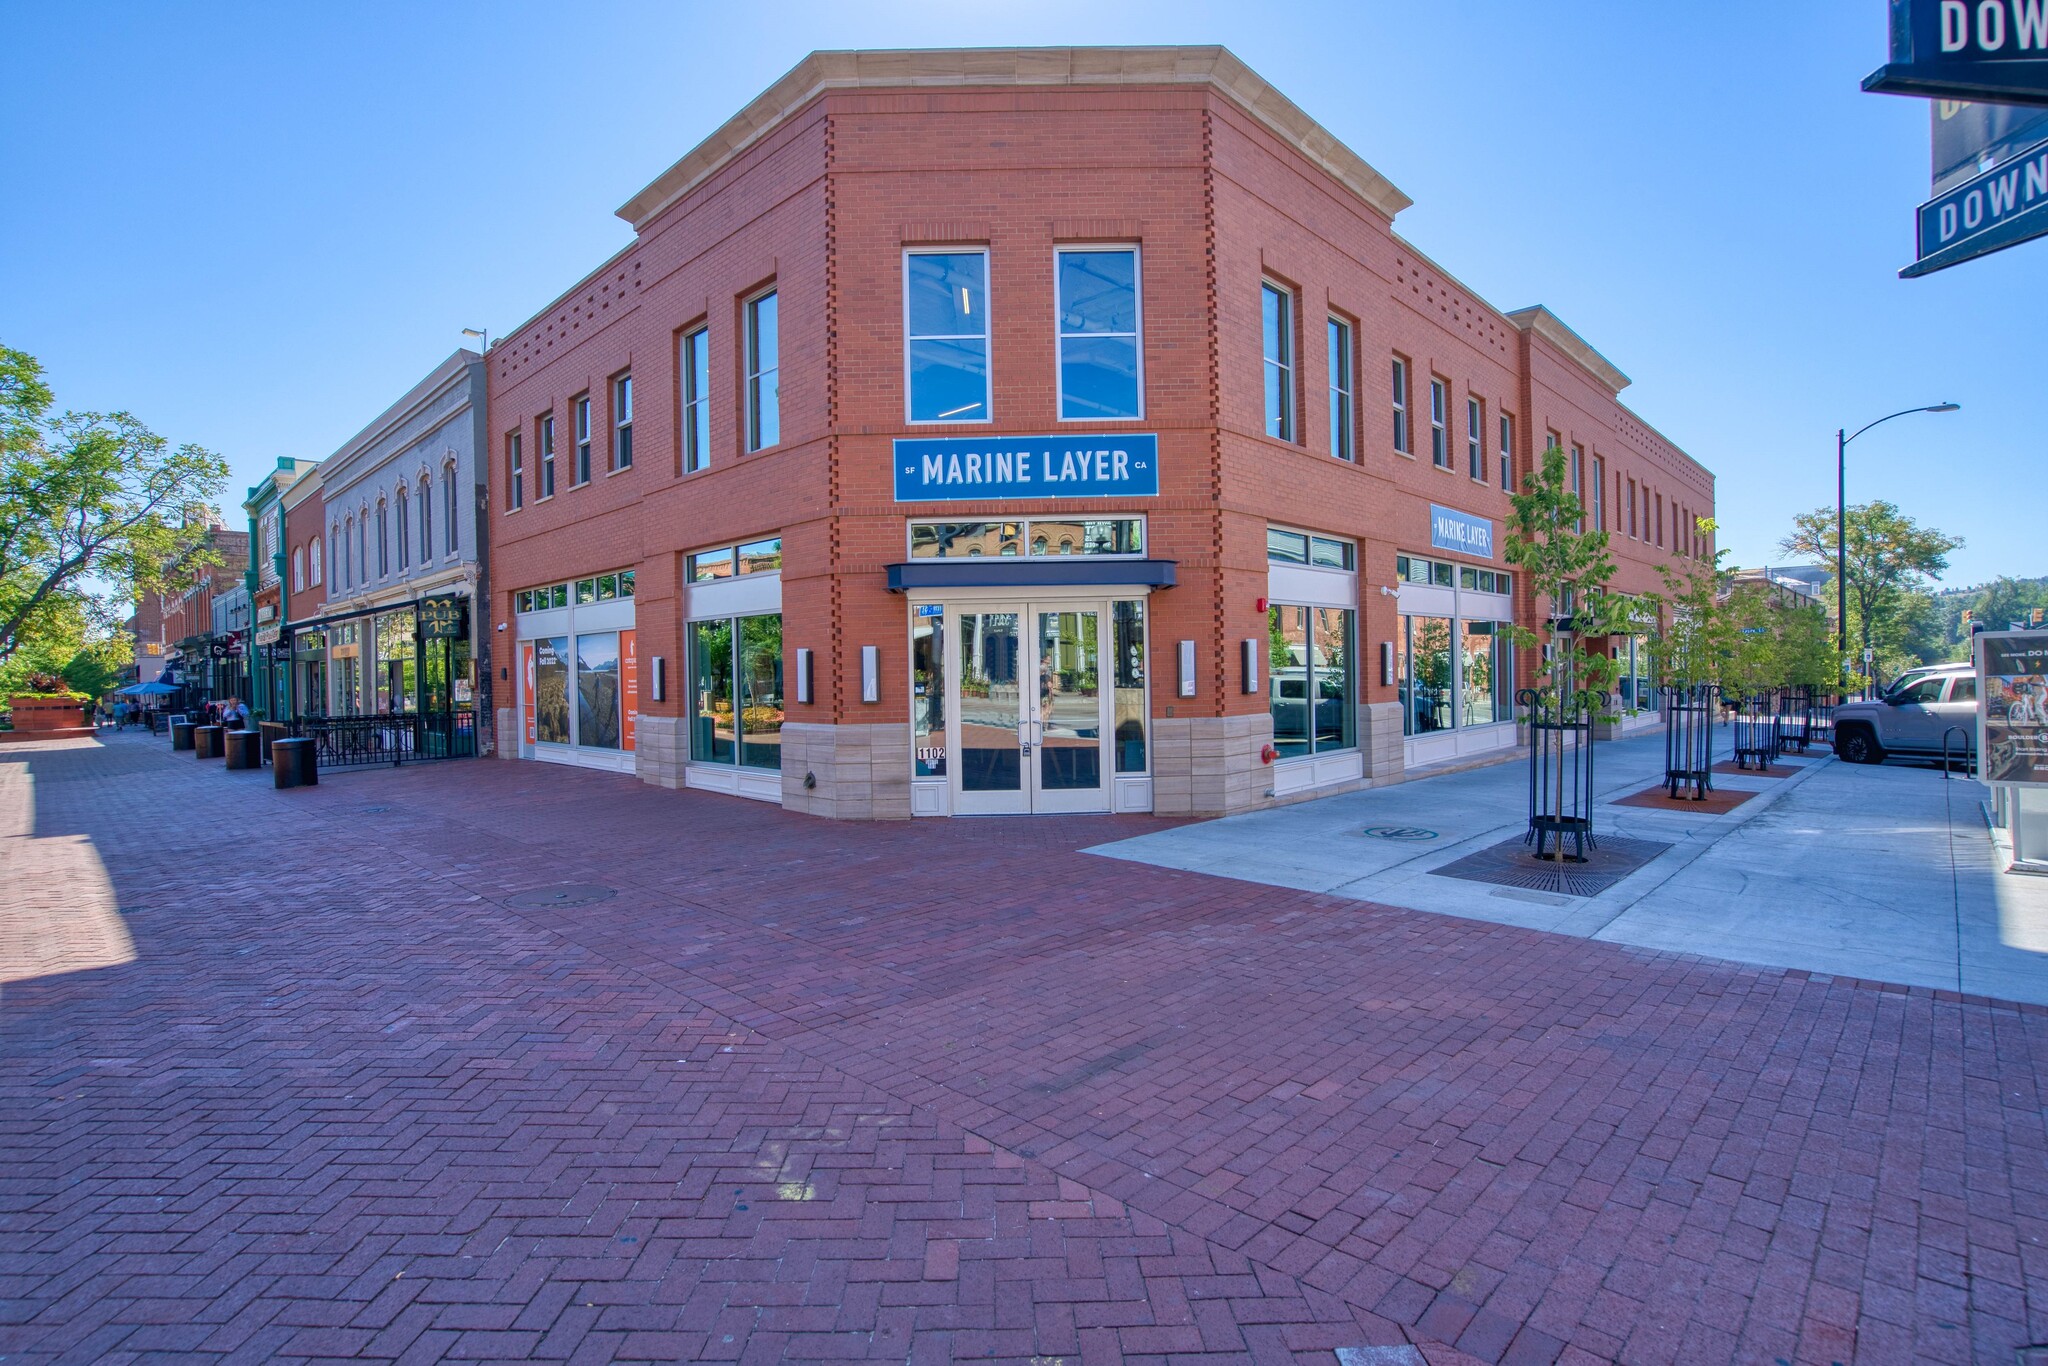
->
[461, 326, 488, 355]
[1836, 402, 1959, 683]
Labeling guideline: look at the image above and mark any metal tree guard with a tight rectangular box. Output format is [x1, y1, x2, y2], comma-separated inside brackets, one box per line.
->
[1662, 683, 1718, 800]
[1731, 691, 1781, 770]
[1523, 686, 1599, 861]
[1774, 685, 1815, 755]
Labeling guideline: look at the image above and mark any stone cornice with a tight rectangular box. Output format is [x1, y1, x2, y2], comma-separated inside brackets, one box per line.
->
[616, 45, 1413, 232]
[1505, 305, 1632, 396]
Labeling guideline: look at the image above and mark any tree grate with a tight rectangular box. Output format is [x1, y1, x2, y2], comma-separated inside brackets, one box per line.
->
[504, 885, 618, 910]
[1428, 834, 1672, 899]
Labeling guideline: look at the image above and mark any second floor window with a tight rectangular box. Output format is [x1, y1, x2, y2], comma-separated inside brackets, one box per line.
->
[1591, 455, 1606, 531]
[907, 250, 989, 422]
[396, 488, 409, 570]
[746, 290, 779, 451]
[376, 501, 389, 576]
[292, 548, 303, 593]
[1057, 247, 1141, 420]
[1327, 318, 1353, 459]
[540, 414, 556, 497]
[573, 395, 592, 485]
[1262, 282, 1294, 441]
[419, 475, 432, 561]
[681, 327, 709, 471]
[507, 431, 523, 510]
[1499, 414, 1514, 491]
[613, 374, 633, 469]
[1392, 358, 1410, 453]
[1429, 379, 1447, 468]
[1570, 444, 1585, 530]
[1467, 397, 1484, 480]
[443, 465, 458, 553]
[309, 536, 322, 587]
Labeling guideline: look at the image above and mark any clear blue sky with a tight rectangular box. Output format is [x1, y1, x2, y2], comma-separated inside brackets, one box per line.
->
[4, 1, 2039, 587]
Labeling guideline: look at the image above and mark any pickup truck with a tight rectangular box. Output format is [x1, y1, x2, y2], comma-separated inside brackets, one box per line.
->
[1832, 662, 1977, 764]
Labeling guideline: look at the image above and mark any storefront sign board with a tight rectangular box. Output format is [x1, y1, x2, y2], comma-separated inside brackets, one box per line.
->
[521, 642, 537, 746]
[893, 434, 1159, 501]
[1979, 629, 2048, 786]
[1428, 505, 1495, 560]
[620, 628, 637, 753]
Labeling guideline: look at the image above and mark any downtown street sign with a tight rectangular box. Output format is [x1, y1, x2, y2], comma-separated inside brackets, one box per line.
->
[1864, 0, 2048, 105]
[1904, 129, 2048, 274]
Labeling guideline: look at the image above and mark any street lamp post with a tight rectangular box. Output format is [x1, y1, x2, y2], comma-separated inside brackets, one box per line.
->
[1836, 403, 1959, 688]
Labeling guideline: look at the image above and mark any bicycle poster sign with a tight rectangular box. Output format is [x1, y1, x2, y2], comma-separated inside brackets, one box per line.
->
[1978, 629, 2048, 787]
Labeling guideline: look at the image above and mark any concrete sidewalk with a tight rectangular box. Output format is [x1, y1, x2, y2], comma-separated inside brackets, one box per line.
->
[1092, 727, 2048, 1005]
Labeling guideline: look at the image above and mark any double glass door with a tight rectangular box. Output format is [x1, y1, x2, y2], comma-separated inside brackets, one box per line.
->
[951, 603, 1108, 814]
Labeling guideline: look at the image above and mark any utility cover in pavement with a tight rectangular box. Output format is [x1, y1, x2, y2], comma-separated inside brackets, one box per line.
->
[504, 885, 618, 910]
[1361, 826, 1438, 841]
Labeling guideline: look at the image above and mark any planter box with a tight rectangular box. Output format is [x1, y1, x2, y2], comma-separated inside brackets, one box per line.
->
[2, 696, 93, 742]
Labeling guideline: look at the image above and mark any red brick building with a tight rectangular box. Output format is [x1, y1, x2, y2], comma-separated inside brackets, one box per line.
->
[487, 46, 1713, 818]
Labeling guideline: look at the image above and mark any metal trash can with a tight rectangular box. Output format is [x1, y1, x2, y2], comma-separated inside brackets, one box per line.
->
[225, 729, 261, 770]
[172, 721, 196, 751]
[193, 724, 225, 759]
[271, 737, 317, 789]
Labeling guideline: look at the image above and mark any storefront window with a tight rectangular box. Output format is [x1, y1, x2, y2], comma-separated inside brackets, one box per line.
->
[575, 632, 622, 749]
[374, 610, 416, 714]
[691, 614, 781, 771]
[1460, 621, 1515, 727]
[1269, 604, 1356, 757]
[910, 520, 1142, 559]
[1400, 616, 1455, 736]
[913, 606, 945, 777]
[1113, 601, 1146, 773]
[534, 636, 570, 744]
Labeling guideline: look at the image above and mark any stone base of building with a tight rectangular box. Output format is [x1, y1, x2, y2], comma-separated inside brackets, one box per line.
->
[493, 708, 517, 758]
[632, 714, 687, 788]
[1151, 713, 1273, 816]
[1359, 700, 1406, 787]
[779, 722, 912, 820]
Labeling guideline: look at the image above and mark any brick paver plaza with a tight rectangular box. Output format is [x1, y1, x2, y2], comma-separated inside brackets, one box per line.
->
[4, 734, 2045, 1364]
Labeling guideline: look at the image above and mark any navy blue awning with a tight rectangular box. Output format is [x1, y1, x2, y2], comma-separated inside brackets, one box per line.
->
[885, 559, 1177, 593]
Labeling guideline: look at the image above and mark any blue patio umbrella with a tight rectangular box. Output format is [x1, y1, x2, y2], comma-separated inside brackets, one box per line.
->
[119, 681, 178, 696]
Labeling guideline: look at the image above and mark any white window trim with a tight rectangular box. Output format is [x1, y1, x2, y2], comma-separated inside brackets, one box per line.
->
[903, 247, 993, 426]
[613, 373, 633, 469]
[1392, 357, 1410, 454]
[904, 514, 1149, 560]
[1327, 316, 1354, 460]
[1261, 279, 1294, 442]
[573, 394, 593, 486]
[1055, 244, 1145, 423]
[681, 326, 710, 472]
[744, 287, 779, 453]
[1467, 396, 1485, 483]
[1499, 414, 1513, 491]
[1429, 379, 1448, 468]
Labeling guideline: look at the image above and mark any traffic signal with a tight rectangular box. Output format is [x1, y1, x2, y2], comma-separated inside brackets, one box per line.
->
[2034, 607, 2045, 626]
[1960, 608, 1973, 624]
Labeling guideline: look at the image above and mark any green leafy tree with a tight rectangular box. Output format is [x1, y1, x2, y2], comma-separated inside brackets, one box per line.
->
[1779, 500, 1961, 686]
[0, 343, 229, 667]
[1653, 516, 1732, 692]
[1504, 442, 1638, 711]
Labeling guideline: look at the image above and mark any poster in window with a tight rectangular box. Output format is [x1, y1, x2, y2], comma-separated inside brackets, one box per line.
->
[575, 632, 621, 749]
[521, 642, 536, 745]
[620, 628, 637, 753]
[534, 636, 571, 744]
[1980, 631, 2048, 787]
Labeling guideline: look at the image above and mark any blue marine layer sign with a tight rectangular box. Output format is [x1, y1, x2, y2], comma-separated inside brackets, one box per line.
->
[894, 434, 1159, 502]
[1429, 504, 1494, 560]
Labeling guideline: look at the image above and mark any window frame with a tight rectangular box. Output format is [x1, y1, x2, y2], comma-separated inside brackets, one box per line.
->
[309, 536, 322, 587]
[1499, 412, 1514, 491]
[1591, 454, 1606, 531]
[1429, 378, 1448, 468]
[1055, 244, 1144, 423]
[376, 498, 389, 577]
[1327, 315, 1355, 460]
[443, 462, 458, 554]
[538, 413, 556, 499]
[1466, 396, 1485, 482]
[1570, 443, 1585, 531]
[572, 393, 593, 486]
[506, 430, 524, 511]
[395, 486, 409, 571]
[903, 247, 992, 425]
[418, 474, 432, 563]
[744, 287, 780, 453]
[680, 325, 710, 473]
[1391, 356, 1411, 454]
[612, 372, 633, 471]
[1261, 280, 1296, 443]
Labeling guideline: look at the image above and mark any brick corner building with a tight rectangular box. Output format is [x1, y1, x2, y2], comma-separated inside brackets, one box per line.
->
[487, 45, 1714, 819]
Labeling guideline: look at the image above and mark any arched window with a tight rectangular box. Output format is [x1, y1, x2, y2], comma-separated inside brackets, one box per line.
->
[376, 499, 389, 576]
[419, 474, 433, 562]
[355, 510, 367, 585]
[442, 463, 458, 554]
[292, 547, 304, 592]
[396, 487, 409, 571]
[342, 518, 353, 587]
[310, 537, 323, 587]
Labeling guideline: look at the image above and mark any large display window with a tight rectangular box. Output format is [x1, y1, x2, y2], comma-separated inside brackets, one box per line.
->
[1268, 605, 1356, 758]
[690, 614, 783, 772]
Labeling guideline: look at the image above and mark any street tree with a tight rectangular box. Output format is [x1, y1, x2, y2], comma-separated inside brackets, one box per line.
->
[0, 343, 229, 667]
[1779, 500, 1961, 687]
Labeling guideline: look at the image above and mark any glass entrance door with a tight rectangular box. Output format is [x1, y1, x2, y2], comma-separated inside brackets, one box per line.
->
[947, 602, 1110, 815]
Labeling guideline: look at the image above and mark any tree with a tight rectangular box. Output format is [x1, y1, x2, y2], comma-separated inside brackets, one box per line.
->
[1503, 442, 1638, 710]
[0, 344, 229, 667]
[1653, 516, 1732, 692]
[1779, 500, 1961, 687]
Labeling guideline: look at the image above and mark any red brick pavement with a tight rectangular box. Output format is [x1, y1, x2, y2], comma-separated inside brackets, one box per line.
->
[2, 733, 2045, 1364]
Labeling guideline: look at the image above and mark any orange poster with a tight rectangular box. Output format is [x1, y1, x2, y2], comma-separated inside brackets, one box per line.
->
[620, 629, 637, 752]
[521, 642, 536, 745]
